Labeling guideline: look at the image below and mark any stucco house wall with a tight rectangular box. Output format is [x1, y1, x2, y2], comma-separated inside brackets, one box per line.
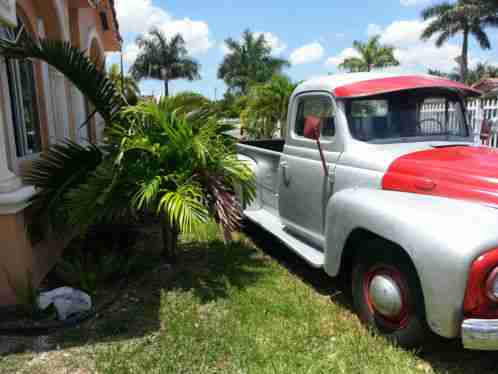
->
[0, 0, 121, 306]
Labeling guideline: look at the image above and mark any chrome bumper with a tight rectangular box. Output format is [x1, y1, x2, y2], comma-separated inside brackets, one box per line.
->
[462, 319, 498, 350]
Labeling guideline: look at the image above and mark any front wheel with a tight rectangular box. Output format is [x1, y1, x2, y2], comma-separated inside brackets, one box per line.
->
[351, 239, 430, 348]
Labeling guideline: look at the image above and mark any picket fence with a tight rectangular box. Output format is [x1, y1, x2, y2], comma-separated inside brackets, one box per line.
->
[467, 99, 498, 147]
[421, 99, 498, 146]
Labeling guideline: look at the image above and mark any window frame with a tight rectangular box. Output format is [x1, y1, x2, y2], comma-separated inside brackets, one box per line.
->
[291, 92, 337, 144]
[1, 18, 43, 159]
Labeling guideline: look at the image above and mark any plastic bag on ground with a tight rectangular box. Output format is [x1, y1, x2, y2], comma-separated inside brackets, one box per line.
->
[37, 287, 92, 321]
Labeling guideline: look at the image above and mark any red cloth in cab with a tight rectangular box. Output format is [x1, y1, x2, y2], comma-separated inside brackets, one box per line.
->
[304, 115, 321, 139]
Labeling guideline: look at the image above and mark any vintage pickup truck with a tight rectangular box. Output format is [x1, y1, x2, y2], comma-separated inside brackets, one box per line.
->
[236, 72, 498, 350]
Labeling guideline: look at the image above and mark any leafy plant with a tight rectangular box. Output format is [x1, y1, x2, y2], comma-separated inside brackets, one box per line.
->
[57, 252, 146, 295]
[114, 102, 256, 258]
[107, 63, 141, 105]
[241, 75, 297, 139]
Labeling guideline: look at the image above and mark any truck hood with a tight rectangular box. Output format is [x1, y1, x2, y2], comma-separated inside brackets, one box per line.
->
[382, 145, 498, 207]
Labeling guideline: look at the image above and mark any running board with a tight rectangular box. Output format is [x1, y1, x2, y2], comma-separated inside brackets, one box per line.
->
[244, 209, 324, 268]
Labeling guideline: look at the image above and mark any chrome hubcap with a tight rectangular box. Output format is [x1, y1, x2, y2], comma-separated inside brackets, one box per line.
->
[369, 274, 403, 318]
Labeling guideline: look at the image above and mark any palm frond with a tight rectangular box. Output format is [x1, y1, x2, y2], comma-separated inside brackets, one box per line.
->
[24, 140, 103, 238]
[158, 184, 209, 234]
[0, 36, 124, 123]
[133, 176, 163, 211]
[64, 160, 134, 228]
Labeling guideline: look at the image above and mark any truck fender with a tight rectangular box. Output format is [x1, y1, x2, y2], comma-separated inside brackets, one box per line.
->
[323, 187, 498, 338]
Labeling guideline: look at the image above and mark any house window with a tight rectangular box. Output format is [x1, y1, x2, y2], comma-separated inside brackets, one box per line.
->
[0, 19, 42, 157]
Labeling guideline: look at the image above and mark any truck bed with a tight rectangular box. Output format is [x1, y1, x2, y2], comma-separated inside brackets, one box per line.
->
[236, 140, 282, 214]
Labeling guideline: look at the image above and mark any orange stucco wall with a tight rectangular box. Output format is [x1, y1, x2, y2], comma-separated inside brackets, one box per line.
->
[0, 212, 70, 305]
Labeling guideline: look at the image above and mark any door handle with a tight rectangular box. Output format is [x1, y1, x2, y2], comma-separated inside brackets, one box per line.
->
[280, 161, 290, 186]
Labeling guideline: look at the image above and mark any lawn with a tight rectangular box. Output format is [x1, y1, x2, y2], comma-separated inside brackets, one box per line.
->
[1, 223, 497, 374]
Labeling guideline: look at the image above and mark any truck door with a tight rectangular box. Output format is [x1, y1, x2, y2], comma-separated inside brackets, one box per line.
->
[278, 93, 340, 248]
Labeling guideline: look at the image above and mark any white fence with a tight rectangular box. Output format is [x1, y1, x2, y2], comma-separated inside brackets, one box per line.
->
[421, 99, 498, 146]
[467, 99, 498, 147]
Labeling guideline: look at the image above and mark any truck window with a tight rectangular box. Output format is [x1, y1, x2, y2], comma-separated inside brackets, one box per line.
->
[295, 95, 336, 139]
[346, 90, 469, 143]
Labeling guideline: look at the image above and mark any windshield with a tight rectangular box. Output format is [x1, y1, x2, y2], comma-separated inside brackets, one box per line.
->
[345, 90, 470, 143]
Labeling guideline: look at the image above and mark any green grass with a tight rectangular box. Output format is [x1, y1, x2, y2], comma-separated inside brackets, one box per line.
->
[1, 224, 498, 373]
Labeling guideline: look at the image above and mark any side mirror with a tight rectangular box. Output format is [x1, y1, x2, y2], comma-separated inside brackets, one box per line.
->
[303, 116, 321, 140]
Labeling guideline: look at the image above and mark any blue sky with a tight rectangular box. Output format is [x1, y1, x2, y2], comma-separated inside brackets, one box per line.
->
[108, 0, 498, 99]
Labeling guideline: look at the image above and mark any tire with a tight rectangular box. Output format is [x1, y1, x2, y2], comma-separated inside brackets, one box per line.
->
[351, 238, 430, 348]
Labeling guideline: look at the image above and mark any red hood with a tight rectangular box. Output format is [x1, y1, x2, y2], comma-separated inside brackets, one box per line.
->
[382, 146, 498, 206]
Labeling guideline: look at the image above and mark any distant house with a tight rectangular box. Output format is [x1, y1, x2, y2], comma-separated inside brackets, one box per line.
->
[0, 0, 121, 306]
[472, 78, 498, 98]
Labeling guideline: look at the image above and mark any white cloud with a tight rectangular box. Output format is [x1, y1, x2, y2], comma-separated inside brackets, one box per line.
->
[376, 19, 461, 72]
[394, 44, 461, 71]
[255, 32, 287, 55]
[325, 48, 360, 68]
[219, 42, 230, 55]
[114, 0, 171, 35]
[400, 0, 430, 6]
[158, 18, 213, 55]
[378, 20, 431, 45]
[290, 42, 324, 65]
[366, 24, 383, 37]
[114, 0, 213, 56]
[105, 43, 140, 70]
[121, 43, 140, 65]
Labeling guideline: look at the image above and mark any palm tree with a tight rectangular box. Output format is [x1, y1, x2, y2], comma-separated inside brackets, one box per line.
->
[0, 34, 255, 261]
[338, 36, 399, 72]
[421, 0, 498, 82]
[107, 63, 140, 105]
[241, 75, 297, 139]
[130, 28, 200, 97]
[218, 30, 290, 94]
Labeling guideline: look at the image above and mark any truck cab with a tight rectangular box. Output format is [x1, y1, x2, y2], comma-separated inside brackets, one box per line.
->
[237, 73, 498, 350]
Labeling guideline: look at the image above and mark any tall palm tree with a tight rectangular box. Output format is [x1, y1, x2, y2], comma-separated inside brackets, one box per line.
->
[421, 0, 498, 82]
[338, 36, 399, 72]
[218, 30, 290, 94]
[130, 28, 200, 97]
[107, 63, 140, 105]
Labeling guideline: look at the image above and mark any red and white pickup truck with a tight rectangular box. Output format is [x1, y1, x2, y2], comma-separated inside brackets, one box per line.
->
[237, 72, 498, 349]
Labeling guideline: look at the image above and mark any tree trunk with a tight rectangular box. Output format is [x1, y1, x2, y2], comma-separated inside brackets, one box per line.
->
[164, 79, 169, 97]
[161, 218, 179, 263]
[461, 29, 469, 83]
